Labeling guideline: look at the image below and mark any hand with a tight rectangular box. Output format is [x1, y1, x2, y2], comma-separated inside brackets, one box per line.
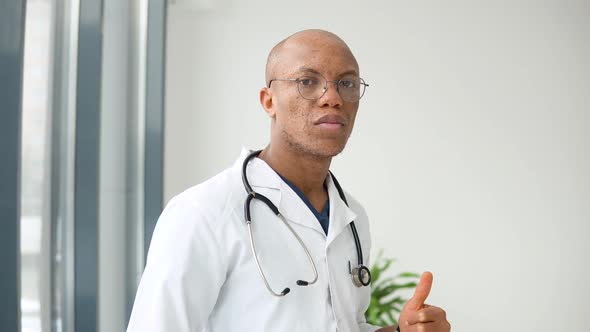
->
[397, 272, 451, 332]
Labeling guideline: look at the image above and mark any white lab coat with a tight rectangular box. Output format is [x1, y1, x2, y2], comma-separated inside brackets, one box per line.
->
[127, 149, 381, 332]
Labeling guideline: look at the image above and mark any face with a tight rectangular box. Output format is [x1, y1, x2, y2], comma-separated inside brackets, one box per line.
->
[261, 34, 361, 160]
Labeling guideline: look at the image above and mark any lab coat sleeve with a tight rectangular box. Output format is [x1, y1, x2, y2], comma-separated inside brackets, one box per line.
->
[349, 195, 382, 332]
[126, 196, 228, 332]
[357, 249, 381, 332]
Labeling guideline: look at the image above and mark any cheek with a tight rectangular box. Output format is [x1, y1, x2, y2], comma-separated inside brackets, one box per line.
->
[349, 110, 359, 128]
[283, 98, 312, 129]
[274, 91, 306, 123]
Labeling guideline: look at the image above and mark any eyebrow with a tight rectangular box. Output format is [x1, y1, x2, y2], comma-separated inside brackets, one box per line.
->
[294, 66, 359, 78]
[295, 67, 321, 75]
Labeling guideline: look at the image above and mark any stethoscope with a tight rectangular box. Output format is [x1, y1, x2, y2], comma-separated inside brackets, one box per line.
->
[242, 150, 371, 297]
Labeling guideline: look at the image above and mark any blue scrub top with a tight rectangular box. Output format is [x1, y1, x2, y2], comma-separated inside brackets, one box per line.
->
[278, 174, 330, 235]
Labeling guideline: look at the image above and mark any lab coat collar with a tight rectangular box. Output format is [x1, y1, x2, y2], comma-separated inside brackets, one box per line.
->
[325, 173, 357, 247]
[236, 148, 357, 243]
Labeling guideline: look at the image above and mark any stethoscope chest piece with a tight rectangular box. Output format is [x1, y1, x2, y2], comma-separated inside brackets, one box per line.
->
[349, 261, 372, 287]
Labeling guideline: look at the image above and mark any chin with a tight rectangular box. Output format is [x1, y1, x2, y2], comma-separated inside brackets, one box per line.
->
[309, 142, 347, 159]
[282, 130, 349, 159]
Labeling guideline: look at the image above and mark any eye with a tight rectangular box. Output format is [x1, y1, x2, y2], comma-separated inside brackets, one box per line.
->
[298, 77, 320, 87]
[339, 79, 357, 89]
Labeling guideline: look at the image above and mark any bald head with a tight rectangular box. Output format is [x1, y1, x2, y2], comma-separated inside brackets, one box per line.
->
[265, 29, 358, 86]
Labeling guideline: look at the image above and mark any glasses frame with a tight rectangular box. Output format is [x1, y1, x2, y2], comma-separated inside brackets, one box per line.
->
[268, 75, 369, 103]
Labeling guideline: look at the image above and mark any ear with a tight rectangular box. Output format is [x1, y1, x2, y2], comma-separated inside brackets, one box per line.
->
[259, 87, 276, 118]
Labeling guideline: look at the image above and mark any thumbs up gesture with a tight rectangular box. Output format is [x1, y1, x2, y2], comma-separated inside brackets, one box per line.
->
[397, 272, 451, 332]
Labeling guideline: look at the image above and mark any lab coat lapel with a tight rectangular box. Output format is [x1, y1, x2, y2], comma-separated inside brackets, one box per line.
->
[325, 174, 357, 247]
[278, 181, 326, 235]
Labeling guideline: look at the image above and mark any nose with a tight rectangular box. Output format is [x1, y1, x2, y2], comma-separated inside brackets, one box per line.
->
[317, 81, 343, 108]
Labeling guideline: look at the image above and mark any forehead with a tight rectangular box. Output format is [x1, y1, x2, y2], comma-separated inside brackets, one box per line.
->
[276, 38, 359, 78]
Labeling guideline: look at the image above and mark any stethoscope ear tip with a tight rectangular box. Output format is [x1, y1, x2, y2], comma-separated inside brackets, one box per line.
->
[296, 280, 309, 286]
[281, 288, 290, 296]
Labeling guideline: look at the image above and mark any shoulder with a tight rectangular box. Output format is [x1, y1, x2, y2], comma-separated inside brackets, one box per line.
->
[341, 189, 369, 226]
[342, 190, 372, 243]
[146, 165, 244, 262]
[165, 165, 243, 226]
[343, 190, 369, 221]
[149, 165, 246, 256]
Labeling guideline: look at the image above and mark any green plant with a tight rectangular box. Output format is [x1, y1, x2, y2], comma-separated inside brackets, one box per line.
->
[365, 250, 420, 327]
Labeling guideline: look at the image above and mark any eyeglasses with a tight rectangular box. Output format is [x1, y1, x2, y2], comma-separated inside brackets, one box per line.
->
[268, 74, 369, 103]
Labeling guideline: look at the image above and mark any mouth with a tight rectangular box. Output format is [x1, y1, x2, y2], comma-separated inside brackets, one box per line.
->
[314, 114, 347, 128]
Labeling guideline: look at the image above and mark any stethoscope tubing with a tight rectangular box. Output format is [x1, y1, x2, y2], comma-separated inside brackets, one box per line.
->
[242, 150, 370, 296]
[328, 170, 364, 267]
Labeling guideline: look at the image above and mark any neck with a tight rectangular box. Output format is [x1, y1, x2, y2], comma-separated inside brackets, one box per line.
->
[258, 143, 331, 198]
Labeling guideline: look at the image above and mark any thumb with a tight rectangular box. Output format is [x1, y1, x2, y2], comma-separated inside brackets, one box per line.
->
[406, 271, 433, 310]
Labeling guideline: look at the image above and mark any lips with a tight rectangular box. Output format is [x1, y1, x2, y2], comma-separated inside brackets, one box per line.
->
[314, 114, 347, 126]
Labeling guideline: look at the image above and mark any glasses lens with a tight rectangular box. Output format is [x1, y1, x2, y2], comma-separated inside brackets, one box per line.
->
[338, 77, 365, 102]
[295, 76, 367, 102]
[296, 75, 326, 100]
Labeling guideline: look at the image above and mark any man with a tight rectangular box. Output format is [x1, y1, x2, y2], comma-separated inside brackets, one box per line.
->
[127, 29, 451, 332]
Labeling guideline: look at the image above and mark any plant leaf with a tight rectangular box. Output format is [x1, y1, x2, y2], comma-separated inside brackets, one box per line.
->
[365, 251, 420, 327]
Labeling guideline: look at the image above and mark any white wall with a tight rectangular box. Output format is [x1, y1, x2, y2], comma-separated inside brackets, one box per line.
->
[165, 1, 590, 331]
